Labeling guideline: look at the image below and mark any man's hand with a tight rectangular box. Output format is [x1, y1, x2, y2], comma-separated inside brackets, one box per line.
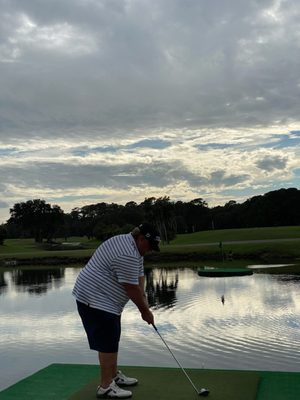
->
[123, 282, 155, 326]
[141, 309, 154, 325]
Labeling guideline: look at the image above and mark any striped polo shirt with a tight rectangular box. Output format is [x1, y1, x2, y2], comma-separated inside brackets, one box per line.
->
[72, 233, 144, 315]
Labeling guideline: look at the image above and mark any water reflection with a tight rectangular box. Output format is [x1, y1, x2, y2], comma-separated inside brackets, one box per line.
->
[7, 268, 65, 295]
[145, 268, 179, 309]
[0, 271, 7, 295]
[1, 265, 300, 392]
[0, 267, 180, 302]
[275, 275, 300, 283]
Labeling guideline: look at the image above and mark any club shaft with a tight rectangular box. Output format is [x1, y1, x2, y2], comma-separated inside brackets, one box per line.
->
[153, 324, 199, 394]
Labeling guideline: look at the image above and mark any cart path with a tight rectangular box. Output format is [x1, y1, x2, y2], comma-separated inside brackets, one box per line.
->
[175, 237, 300, 246]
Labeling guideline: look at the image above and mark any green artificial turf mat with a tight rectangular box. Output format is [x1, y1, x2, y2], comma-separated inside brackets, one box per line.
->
[0, 364, 99, 400]
[4, 364, 300, 400]
[256, 371, 300, 400]
[68, 367, 260, 400]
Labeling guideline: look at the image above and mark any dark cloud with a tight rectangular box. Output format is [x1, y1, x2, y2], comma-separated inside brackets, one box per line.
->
[0, 160, 205, 191]
[71, 139, 172, 157]
[256, 156, 288, 172]
[209, 170, 250, 186]
[0, 159, 251, 199]
[126, 139, 172, 150]
[1, 0, 300, 141]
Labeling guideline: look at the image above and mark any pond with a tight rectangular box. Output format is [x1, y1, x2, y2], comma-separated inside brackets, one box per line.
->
[1, 264, 300, 391]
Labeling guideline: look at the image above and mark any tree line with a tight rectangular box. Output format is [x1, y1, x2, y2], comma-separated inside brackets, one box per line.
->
[0, 187, 299, 245]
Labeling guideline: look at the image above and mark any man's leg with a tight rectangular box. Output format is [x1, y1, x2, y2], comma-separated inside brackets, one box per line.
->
[98, 351, 118, 388]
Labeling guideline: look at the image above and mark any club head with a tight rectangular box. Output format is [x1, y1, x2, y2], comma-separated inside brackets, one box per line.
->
[198, 388, 210, 396]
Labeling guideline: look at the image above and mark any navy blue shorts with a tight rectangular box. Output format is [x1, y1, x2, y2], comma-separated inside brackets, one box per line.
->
[76, 301, 121, 353]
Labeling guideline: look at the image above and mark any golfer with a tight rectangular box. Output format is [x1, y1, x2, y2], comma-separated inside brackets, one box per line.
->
[72, 223, 160, 399]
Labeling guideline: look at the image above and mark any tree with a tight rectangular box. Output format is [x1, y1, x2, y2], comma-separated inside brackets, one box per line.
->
[174, 201, 189, 233]
[210, 200, 242, 229]
[0, 225, 7, 245]
[153, 197, 177, 243]
[140, 196, 176, 243]
[185, 198, 209, 232]
[8, 199, 64, 242]
[120, 202, 144, 226]
[140, 197, 156, 221]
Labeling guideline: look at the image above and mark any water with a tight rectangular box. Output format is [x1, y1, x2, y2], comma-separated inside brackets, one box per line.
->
[1, 265, 300, 391]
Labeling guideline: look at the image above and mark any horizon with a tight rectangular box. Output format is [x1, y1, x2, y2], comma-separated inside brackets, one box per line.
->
[2, 186, 298, 225]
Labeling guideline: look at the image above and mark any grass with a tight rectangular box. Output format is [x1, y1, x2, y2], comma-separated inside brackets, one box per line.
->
[0, 238, 95, 261]
[0, 226, 300, 265]
[170, 226, 300, 245]
[164, 239, 300, 256]
[155, 226, 300, 263]
[0, 237, 97, 251]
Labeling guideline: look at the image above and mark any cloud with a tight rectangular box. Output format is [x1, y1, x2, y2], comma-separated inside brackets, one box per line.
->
[70, 139, 172, 157]
[256, 155, 288, 172]
[209, 170, 250, 186]
[0, 159, 204, 190]
[1, 0, 300, 140]
[0, 0, 300, 223]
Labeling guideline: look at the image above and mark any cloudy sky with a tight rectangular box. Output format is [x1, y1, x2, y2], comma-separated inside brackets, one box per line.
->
[1, 0, 300, 224]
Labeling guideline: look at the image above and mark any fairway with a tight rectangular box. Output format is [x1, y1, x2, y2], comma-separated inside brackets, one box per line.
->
[1, 226, 300, 265]
[170, 226, 300, 245]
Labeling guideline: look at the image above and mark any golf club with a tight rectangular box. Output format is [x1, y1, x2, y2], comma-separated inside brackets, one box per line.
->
[152, 324, 209, 397]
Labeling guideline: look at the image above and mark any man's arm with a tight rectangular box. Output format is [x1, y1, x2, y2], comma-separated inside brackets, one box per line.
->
[138, 275, 147, 300]
[123, 281, 154, 325]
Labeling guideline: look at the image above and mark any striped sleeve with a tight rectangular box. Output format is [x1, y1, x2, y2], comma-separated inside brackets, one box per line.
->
[112, 255, 140, 284]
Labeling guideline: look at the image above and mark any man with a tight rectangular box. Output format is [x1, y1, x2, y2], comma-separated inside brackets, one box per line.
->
[72, 223, 160, 399]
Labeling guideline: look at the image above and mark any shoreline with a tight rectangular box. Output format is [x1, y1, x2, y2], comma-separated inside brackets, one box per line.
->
[0, 249, 299, 267]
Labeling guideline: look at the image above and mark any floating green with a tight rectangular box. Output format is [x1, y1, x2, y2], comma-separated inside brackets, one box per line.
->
[197, 267, 253, 277]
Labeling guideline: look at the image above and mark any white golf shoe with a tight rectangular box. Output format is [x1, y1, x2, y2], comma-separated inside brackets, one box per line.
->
[114, 370, 138, 386]
[96, 381, 132, 398]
